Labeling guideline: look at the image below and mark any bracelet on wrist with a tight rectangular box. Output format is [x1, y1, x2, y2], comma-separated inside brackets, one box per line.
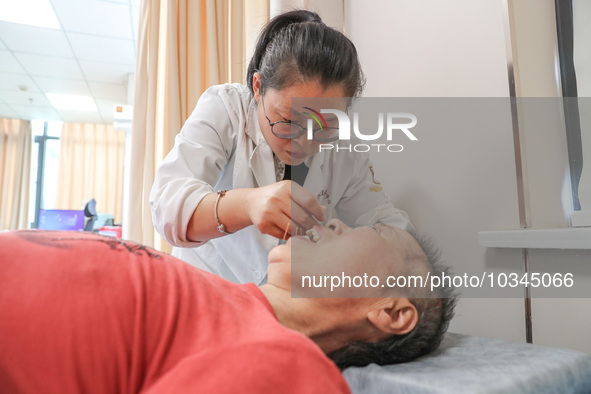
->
[214, 190, 232, 235]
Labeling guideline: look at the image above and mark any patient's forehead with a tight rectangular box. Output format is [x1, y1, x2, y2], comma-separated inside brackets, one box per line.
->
[375, 224, 418, 255]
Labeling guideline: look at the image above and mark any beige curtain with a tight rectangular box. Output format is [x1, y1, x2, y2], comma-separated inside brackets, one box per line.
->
[56, 123, 125, 223]
[129, 0, 269, 251]
[0, 118, 31, 230]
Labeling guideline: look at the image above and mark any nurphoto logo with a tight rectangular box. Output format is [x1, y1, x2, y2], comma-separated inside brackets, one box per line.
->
[305, 108, 418, 153]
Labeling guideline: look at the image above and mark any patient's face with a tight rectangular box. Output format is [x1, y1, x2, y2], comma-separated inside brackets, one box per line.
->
[267, 219, 419, 297]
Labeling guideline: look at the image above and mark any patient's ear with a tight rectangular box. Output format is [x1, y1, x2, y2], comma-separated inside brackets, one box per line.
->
[367, 299, 418, 336]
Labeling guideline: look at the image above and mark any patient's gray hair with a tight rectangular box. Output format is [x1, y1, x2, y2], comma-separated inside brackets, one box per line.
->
[328, 231, 457, 370]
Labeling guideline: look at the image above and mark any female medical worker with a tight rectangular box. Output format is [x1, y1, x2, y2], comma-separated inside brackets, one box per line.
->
[150, 10, 412, 284]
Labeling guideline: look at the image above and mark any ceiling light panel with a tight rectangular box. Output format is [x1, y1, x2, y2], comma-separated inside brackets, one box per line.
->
[0, 0, 61, 29]
[46, 93, 97, 112]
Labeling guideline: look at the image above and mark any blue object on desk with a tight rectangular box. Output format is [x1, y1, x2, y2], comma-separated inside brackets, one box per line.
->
[37, 209, 85, 231]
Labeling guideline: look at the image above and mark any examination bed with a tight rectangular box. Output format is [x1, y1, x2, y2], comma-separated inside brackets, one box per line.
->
[343, 332, 591, 393]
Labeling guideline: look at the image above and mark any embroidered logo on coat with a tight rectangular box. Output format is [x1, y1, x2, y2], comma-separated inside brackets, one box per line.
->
[369, 166, 383, 192]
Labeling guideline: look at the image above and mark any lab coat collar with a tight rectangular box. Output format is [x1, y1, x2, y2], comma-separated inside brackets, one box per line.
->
[233, 99, 276, 189]
[302, 150, 326, 197]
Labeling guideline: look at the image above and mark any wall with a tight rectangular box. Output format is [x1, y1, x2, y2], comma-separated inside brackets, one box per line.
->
[510, 0, 591, 352]
[346, 0, 591, 352]
[270, 0, 344, 30]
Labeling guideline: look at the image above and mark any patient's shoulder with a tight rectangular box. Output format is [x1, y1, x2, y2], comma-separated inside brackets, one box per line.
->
[145, 338, 350, 394]
[210, 338, 350, 393]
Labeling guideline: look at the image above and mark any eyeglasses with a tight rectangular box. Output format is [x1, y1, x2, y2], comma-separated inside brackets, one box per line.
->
[260, 95, 340, 142]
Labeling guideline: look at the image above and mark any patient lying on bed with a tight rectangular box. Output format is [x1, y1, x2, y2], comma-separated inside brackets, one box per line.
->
[0, 220, 455, 394]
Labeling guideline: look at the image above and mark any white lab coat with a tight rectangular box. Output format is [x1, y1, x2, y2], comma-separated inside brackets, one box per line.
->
[150, 83, 412, 284]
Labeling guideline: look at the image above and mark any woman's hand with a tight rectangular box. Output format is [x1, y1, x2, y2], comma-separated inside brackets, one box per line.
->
[245, 180, 326, 239]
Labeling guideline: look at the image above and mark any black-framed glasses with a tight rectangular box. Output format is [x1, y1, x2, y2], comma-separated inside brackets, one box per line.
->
[260, 95, 340, 142]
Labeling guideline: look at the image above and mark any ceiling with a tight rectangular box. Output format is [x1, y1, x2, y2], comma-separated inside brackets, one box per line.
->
[0, 0, 140, 124]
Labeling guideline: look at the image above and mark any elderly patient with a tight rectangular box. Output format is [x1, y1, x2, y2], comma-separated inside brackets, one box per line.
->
[0, 220, 455, 394]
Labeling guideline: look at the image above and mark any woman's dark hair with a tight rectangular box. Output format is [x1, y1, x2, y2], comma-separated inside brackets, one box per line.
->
[246, 10, 364, 97]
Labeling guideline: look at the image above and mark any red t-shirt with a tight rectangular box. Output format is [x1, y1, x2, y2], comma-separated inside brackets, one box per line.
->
[0, 230, 350, 394]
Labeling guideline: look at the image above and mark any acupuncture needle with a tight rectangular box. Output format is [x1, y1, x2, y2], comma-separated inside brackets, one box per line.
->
[366, 205, 384, 226]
